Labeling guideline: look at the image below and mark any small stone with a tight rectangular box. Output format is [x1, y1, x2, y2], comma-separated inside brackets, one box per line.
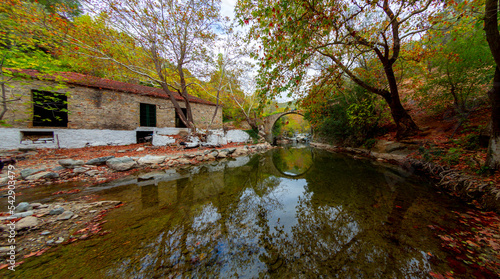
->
[89, 210, 97, 213]
[15, 216, 38, 230]
[30, 203, 42, 209]
[217, 151, 228, 158]
[15, 202, 32, 213]
[52, 166, 65, 171]
[137, 155, 166, 165]
[106, 157, 137, 171]
[177, 158, 191, 165]
[84, 170, 99, 177]
[59, 159, 85, 169]
[54, 237, 65, 244]
[43, 172, 59, 179]
[25, 171, 51, 181]
[20, 169, 45, 179]
[136, 147, 145, 152]
[46, 240, 54, 245]
[40, 230, 51, 236]
[49, 207, 65, 215]
[56, 211, 74, 220]
[11, 211, 34, 218]
[73, 167, 89, 174]
[206, 154, 216, 160]
[85, 156, 115, 165]
[0, 247, 10, 253]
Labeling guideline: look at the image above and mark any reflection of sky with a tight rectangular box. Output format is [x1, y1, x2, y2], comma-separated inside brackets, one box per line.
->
[267, 178, 306, 235]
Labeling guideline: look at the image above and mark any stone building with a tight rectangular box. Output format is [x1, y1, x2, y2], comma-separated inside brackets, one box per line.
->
[0, 69, 222, 149]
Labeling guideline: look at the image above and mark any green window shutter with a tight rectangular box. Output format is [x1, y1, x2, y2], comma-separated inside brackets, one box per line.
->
[140, 103, 156, 127]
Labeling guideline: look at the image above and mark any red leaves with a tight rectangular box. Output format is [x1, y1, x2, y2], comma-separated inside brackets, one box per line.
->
[51, 189, 81, 195]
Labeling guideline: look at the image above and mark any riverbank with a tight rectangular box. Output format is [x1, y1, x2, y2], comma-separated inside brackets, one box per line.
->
[0, 141, 274, 268]
[311, 141, 500, 277]
[311, 141, 500, 212]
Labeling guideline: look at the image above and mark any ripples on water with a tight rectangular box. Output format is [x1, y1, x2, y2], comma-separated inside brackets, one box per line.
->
[9, 146, 475, 278]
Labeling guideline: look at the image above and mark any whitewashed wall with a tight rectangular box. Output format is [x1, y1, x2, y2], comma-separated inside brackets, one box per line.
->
[0, 128, 250, 150]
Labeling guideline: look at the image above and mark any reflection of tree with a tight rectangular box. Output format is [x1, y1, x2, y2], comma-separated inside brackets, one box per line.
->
[272, 146, 313, 176]
[22, 149, 455, 278]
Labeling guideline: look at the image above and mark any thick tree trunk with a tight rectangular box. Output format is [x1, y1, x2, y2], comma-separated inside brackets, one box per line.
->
[383, 63, 419, 139]
[484, 0, 500, 170]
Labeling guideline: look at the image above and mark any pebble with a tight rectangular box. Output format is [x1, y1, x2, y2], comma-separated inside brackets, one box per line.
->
[31, 203, 43, 209]
[46, 239, 54, 245]
[55, 237, 65, 244]
[40, 230, 51, 236]
[89, 210, 97, 213]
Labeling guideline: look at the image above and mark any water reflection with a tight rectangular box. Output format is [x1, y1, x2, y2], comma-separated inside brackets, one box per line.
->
[11, 148, 472, 278]
[272, 144, 313, 177]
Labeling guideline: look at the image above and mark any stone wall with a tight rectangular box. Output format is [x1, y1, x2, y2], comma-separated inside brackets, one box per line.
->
[2, 78, 222, 130]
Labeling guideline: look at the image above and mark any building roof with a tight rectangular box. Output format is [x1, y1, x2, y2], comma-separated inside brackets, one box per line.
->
[9, 68, 216, 106]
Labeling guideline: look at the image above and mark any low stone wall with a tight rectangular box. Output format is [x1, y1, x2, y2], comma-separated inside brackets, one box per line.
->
[311, 142, 500, 212]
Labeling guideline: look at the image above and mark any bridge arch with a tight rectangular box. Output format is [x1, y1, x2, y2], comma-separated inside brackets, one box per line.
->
[262, 110, 311, 143]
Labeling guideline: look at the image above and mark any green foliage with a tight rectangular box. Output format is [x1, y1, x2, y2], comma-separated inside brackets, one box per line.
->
[443, 148, 462, 166]
[244, 129, 259, 144]
[419, 13, 494, 114]
[305, 84, 384, 146]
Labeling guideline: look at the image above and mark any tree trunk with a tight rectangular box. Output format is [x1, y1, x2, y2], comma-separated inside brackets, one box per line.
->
[485, 67, 500, 169]
[383, 62, 419, 139]
[484, 0, 500, 170]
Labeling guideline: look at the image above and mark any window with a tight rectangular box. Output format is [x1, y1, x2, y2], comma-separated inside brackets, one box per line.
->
[32, 90, 68, 127]
[140, 103, 156, 127]
[175, 108, 188, 128]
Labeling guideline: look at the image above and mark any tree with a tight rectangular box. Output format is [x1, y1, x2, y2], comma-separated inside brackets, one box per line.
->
[484, 0, 500, 169]
[421, 21, 493, 115]
[11, 0, 222, 129]
[237, 0, 445, 138]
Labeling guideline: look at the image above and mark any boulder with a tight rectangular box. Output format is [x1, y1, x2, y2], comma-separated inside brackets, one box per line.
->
[106, 157, 137, 171]
[137, 155, 166, 165]
[59, 159, 85, 169]
[15, 202, 32, 213]
[16, 216, 38, 230]
[85, 156, 115, 165]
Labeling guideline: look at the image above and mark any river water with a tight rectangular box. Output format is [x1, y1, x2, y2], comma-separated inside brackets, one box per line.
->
[6, 145, 480, 278]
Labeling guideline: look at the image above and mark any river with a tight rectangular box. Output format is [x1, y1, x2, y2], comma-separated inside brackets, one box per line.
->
[4, 145, 482, 278]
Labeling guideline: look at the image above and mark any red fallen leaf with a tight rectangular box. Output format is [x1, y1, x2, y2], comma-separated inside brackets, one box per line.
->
[23, 251, 38, 258]
[35, 248, 49, 256]
[395, 205, 402, 209]
[0, 264, 9, 270]
[429, 272, 446, 279]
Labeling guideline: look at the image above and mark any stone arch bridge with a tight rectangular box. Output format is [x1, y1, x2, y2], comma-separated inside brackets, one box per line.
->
[262, 110, 307, 143]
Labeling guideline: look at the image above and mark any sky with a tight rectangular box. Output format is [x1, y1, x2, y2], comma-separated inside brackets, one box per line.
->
[220, 0, 237, 20]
